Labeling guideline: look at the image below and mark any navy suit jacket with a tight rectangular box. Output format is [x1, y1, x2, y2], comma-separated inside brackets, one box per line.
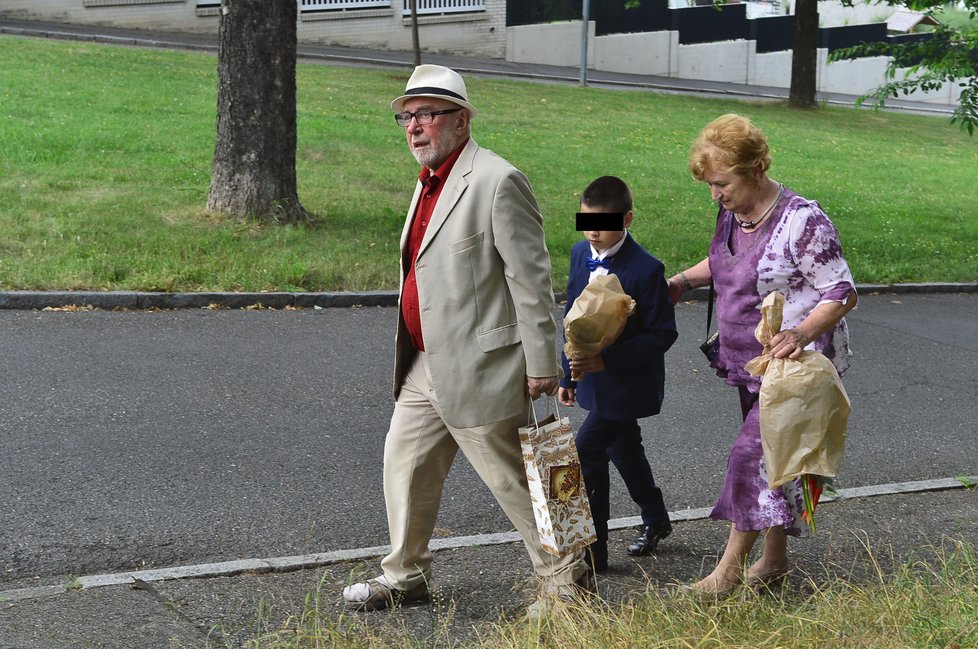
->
[560, 233, 678, 421]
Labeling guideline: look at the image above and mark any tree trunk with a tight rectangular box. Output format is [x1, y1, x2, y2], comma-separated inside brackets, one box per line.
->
[788, 0, 819, 109]
[208, 0, 310, 223]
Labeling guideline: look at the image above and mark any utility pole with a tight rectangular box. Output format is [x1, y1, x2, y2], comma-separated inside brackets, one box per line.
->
[411, 0, 421, 66]
[580, 0, 590, 87]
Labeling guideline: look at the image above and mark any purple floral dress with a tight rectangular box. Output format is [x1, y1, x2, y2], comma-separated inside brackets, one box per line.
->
[708, 187, 855, 535]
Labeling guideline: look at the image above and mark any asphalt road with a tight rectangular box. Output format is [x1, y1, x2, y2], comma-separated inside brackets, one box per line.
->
[1, 291, 976, 587]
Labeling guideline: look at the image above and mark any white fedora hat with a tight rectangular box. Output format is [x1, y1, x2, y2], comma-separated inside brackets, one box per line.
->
[391, 64, 478, 117]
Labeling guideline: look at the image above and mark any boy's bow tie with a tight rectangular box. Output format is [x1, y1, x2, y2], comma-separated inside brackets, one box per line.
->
[585, 257, 612, 272]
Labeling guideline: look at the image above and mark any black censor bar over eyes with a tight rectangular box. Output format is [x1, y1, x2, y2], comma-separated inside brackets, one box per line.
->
[576, 212, 625, 231]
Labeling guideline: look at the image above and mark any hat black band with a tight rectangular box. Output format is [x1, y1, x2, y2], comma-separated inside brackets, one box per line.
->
[405, 86, 467, 103]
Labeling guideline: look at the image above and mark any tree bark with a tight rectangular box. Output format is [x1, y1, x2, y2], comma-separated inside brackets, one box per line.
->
[208, 0, 310, 223]
[788, 0, 819, 109]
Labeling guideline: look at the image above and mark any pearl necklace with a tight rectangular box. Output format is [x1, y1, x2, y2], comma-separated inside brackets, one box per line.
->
[734, 183, 784, 229]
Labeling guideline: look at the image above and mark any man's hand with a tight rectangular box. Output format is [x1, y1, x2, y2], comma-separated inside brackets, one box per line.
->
[527, 375, 559, 399]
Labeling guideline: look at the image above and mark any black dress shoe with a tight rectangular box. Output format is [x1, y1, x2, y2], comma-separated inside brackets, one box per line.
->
[627, 521, 672, 556]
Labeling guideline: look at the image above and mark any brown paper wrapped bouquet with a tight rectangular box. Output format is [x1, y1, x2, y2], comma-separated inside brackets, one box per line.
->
[745, 291, 851, 532]
[563, 274, 636, 381]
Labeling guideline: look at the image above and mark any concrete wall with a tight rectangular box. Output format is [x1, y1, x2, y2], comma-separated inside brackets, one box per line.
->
[819, 51, 961, 104]
[505, 21, 961, 105]
[298, 0, 505, 57]
[749, 50, 792, 87]
[505, 20, 593, 67]
[593, 31, 671, 76]
[677, 40, 751, 84]
[0, 0, 507, 57]
[0, 0, 212, 32]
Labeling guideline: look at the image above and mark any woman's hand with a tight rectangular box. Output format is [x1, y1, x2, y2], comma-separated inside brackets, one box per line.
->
[770, 328, 808, 360]
[771, 290, 857, 360]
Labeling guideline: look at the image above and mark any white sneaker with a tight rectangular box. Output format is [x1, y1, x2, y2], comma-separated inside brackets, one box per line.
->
[525, 570, 595, 620]
[342, 575, 430, 611]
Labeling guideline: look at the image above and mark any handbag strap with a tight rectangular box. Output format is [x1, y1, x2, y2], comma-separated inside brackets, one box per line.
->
[706, 279, 715, 336]
[706, 203, 722, 335]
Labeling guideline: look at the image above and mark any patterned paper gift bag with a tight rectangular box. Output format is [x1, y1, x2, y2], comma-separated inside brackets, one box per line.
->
[518, 399, 597, 557]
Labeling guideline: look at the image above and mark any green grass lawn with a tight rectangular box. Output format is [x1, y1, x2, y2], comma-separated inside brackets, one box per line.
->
[226, 540, 978, 648]
[1, 35, 975, 292]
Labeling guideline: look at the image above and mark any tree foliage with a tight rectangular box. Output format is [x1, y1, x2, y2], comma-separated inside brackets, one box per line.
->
[832, 0, 978, 134]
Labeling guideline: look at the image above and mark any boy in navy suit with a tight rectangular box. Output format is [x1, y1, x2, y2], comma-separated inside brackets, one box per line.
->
[558, 176, 678, 572]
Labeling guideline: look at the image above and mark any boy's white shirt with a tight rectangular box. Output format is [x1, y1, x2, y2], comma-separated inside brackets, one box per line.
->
[588, 230, 628, 283]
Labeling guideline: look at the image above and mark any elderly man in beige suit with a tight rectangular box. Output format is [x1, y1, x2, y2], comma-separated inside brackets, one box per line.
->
[342, 65, 590, 615]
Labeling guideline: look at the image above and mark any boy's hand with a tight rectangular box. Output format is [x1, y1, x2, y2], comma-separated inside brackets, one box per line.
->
[569, 355, 605, 375]
[558, 387, 576, 407]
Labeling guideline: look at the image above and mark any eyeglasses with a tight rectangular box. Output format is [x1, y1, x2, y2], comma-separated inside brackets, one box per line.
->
[394, 108, 461, 128]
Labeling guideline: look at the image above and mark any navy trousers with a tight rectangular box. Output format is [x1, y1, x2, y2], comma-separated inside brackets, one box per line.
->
[575, 411, 669, 548]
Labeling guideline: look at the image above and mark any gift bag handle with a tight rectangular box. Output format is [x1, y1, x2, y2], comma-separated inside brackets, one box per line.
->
[527, 396, 562, 429]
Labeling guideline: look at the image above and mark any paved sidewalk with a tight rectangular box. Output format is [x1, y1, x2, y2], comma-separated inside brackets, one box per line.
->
[1, 485, 975, 648]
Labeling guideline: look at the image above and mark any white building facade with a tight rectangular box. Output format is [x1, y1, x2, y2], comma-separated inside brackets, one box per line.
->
[0, 0, 507, 57]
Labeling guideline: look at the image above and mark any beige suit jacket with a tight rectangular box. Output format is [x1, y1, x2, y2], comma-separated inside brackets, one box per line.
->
[393, 138, 560, 428]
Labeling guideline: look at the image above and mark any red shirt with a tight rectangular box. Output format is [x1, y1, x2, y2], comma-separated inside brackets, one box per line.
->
[401, 139, 468, 351]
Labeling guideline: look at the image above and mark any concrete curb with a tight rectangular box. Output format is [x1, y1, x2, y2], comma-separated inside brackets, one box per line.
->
[0, 476, 972, 602]
[0, 283, 975, 311]
[0, 290, 401, 310]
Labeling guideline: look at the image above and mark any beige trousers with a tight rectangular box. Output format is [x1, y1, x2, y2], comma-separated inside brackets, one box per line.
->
[380, 352, 587, 590]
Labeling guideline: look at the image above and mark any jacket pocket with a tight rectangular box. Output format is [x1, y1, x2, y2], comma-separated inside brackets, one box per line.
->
[448, 231, 485, 255]
[476, 323, 519, 352]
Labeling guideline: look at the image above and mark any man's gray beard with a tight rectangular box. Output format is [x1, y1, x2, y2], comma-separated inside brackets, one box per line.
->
[411, 146, 437, 167]
[410, 129, 458, 168]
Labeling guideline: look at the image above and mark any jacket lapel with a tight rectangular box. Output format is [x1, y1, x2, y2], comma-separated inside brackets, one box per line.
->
[609, 233, 637, 279]
[416, 139, 476, 259]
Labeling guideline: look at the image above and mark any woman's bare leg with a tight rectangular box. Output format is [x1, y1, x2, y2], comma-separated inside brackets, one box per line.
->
[746, 526, 789, 581]
[694, 524, 758, 593]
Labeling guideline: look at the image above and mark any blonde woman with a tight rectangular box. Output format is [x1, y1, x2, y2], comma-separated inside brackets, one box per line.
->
[669, 114, 857, 593]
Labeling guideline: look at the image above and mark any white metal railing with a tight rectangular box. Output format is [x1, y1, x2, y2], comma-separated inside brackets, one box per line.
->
[300, 0, 390, 11]
[401, 0, 486, 15]
[198, 0, 486, 15]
